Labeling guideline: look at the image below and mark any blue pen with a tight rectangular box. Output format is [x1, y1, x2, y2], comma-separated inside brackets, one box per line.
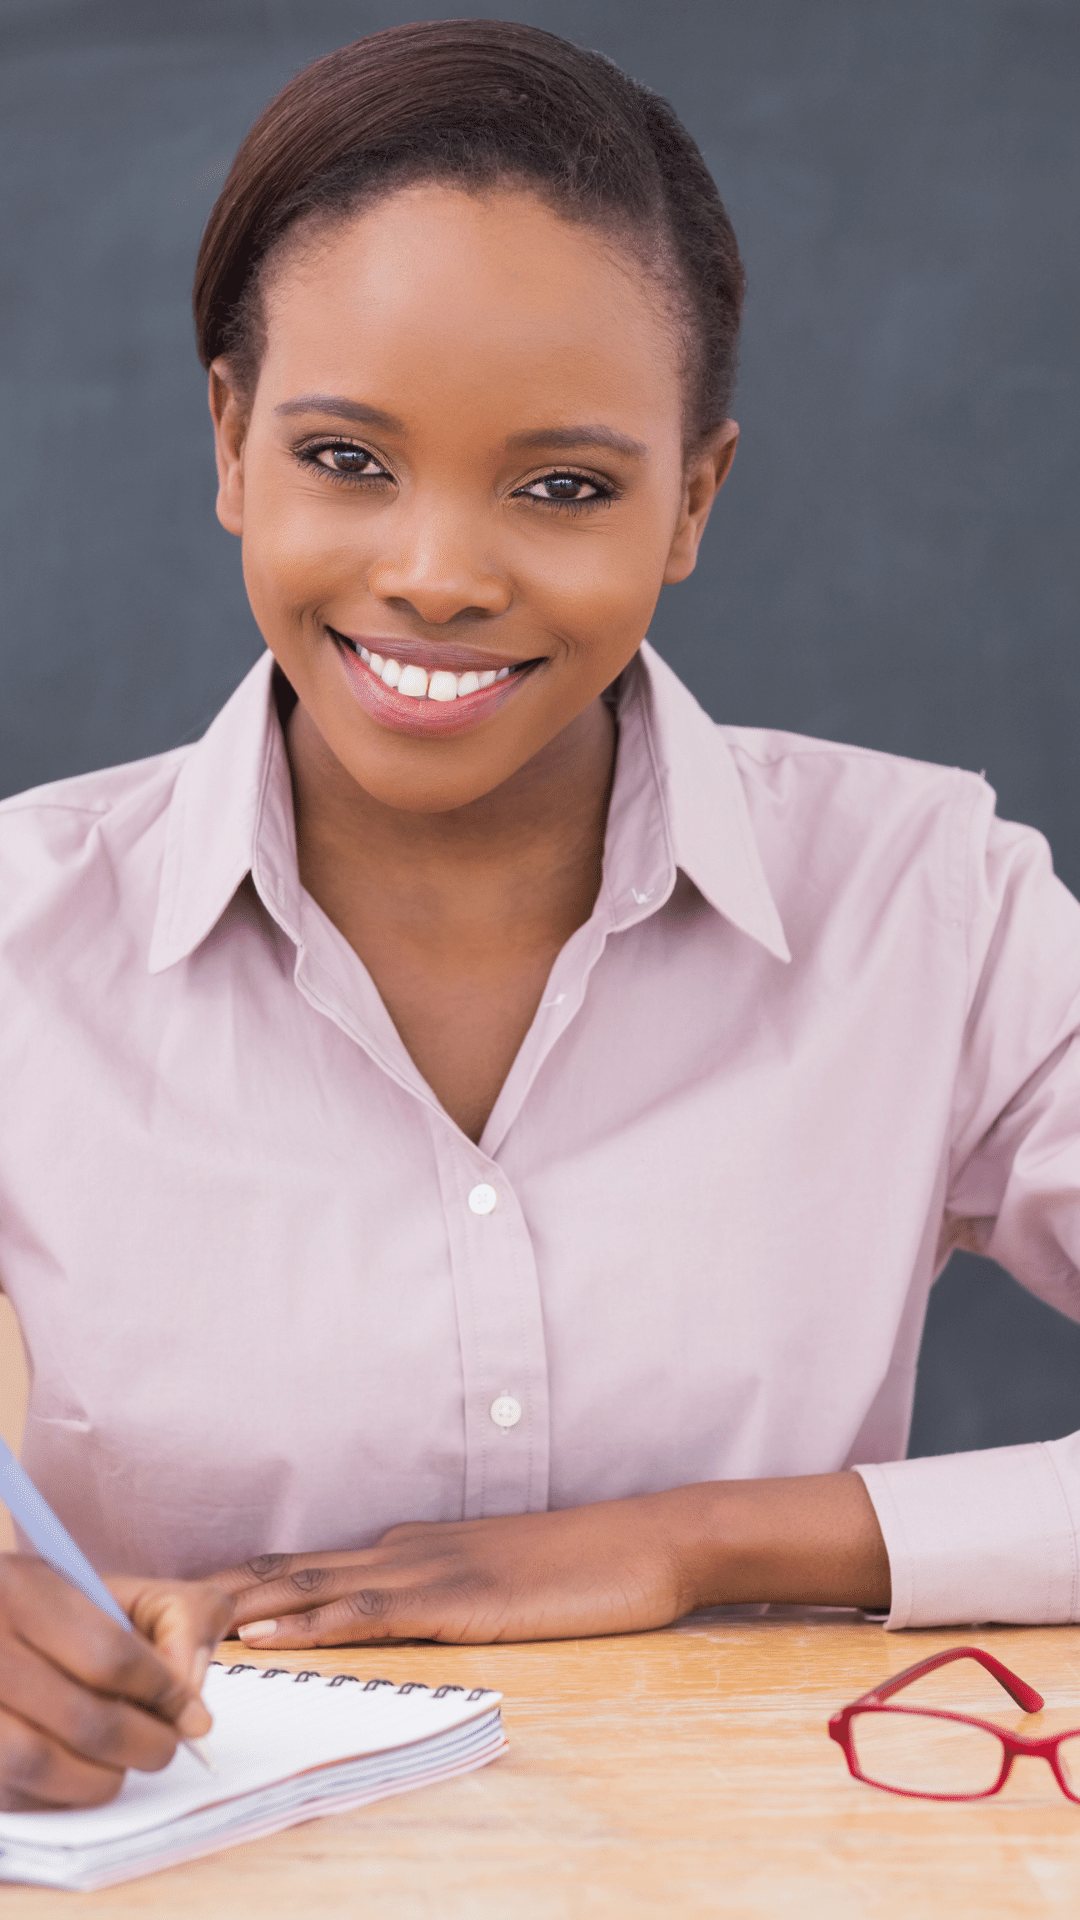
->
[0, 1436, 213, 1771]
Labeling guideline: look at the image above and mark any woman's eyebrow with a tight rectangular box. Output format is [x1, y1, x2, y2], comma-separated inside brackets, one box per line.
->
[272, 400, 647, 461]
[505, 424, 648, 459]
[274, 395, 406, 431]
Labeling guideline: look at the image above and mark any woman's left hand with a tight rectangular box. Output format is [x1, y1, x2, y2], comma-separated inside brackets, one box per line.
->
[212, 1473, 890, 1647]
[212, 1489, 715, 1648]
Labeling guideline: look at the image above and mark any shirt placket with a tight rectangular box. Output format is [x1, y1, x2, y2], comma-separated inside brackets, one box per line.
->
[284, 909, 620, 1527]
[429, 1120, 550, 1518]
[281, 920, 564, 1525]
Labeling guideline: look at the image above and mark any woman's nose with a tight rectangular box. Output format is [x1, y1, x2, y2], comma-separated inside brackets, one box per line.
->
[366, 506, 511, 625]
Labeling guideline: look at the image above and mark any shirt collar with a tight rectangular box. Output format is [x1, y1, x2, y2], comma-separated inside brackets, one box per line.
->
[148, 651, 297, 973]
[149, 641, 789, 974]
[621, 641, 790, 961]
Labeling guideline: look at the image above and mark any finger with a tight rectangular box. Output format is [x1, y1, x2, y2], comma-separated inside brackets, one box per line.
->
[0, 1703, 126, 1812]
[238, 1576, 502, 1649]
[210, 1552, 366, 1597]
[111, 1577, 233, 1712]
[211, 1554, 297, 1597]
[0, 1559, 201, 1733]
[0, 1639, 177, 1776]
[230, 1555, 424, 1627]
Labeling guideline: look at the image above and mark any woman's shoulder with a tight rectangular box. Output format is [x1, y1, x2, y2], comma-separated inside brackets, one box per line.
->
[0, 744, 190, 906]
[715, 719, 1071, 959]
[720, 719, 985, 799]
[642, 645, 991, 837]
[710, 711, 1046, 933]
[718, 720, 998, 862]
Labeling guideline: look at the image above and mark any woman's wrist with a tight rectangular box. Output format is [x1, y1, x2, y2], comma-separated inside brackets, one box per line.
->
[667, 1472, 892, 1615]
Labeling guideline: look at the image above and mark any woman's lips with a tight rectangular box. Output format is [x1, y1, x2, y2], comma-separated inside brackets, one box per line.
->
[333, 629, 524, 675]
[331, 630, 540, 738]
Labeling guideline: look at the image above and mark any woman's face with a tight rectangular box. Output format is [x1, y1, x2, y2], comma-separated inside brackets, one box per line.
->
[211, 182, 737, 814]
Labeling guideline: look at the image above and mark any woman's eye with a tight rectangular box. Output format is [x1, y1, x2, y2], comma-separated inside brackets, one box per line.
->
[521, 472, 605, 504]
[305, 443, 388, 479]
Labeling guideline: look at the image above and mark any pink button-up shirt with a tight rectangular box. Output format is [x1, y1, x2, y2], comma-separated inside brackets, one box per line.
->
[3, 643, 1080, 1629]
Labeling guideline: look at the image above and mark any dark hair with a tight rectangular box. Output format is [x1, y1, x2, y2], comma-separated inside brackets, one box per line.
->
[193, 20, 745, 443]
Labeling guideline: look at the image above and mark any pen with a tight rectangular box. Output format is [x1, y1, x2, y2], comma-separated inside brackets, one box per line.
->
[0, 1436, 213, 1772]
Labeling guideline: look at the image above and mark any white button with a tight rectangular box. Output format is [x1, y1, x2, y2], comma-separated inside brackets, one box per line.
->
[468, 1183, 497, 1216]
[490, 1393, 522, 1430]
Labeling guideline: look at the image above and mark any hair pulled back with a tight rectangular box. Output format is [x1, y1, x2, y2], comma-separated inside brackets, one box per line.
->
[193, 19, 745, 441]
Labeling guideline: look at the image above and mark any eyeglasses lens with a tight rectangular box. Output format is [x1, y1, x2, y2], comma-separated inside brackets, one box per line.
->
[1053, 1733, 1080, 1796]
[850, 1711, 1004, 1797]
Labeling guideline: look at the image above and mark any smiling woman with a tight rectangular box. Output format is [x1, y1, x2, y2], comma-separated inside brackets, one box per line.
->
[2, 17, 1080, 1815]
[197, 29, 743, 1139]
[207, 171, 722, 1135]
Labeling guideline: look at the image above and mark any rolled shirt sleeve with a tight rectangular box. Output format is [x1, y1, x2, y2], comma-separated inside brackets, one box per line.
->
[855, 1440, 1080, 1627]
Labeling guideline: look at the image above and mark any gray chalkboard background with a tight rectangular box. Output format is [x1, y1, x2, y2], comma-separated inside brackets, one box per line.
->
[1, 0, 1078, 1457]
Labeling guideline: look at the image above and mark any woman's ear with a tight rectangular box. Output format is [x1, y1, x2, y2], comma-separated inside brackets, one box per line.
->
[208, 359, 247, 537]
[663, 420, 739, 585]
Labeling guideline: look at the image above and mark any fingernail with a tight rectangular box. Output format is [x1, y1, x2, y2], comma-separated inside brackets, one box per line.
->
[191, 1648, 211, 1690]
[177, 1698, 213, 1738]
[238, 1620, 278, 1642]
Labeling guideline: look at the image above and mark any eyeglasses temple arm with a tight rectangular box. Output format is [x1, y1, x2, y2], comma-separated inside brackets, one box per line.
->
[861, 1644, 1044, 1713]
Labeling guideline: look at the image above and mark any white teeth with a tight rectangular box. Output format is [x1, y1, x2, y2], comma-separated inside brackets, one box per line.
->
[398, 664, 429, 698]
[362, 654, 521, 700]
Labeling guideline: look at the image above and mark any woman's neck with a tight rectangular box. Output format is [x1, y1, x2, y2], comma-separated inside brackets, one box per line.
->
[285, 695, 617, 1140]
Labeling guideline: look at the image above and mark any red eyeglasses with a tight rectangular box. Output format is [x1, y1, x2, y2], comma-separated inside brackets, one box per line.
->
[829, 1645, 1080, 1802]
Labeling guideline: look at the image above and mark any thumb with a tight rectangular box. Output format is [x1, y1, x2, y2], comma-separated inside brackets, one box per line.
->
[107, 1575, 233, 1720]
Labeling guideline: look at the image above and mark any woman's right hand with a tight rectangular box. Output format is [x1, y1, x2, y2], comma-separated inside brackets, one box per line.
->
[0, 1555, 231, 1811]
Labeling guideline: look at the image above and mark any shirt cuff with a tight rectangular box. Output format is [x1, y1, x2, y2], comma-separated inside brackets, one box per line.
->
[853, 1435, 1080, 1629]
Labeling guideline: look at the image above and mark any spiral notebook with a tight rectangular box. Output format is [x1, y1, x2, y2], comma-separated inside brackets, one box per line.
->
[0, 1659, 506, 1892]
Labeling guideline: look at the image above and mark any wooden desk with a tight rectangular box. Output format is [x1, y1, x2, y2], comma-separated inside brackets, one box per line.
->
[4, 1609, 1080, 1916]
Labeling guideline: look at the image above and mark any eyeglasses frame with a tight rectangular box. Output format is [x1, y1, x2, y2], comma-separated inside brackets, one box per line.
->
[828, 1644, 1080, 1803]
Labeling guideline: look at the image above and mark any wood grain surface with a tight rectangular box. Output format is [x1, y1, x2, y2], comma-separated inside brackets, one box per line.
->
[1, 1608, 1080, 1915]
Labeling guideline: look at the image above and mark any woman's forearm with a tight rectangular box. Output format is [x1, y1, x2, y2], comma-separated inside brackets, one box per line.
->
[672, 1471, 891, 1614]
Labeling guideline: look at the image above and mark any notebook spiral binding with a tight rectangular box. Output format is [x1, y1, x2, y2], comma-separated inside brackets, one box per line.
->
[212, 1660, 491, 1702]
